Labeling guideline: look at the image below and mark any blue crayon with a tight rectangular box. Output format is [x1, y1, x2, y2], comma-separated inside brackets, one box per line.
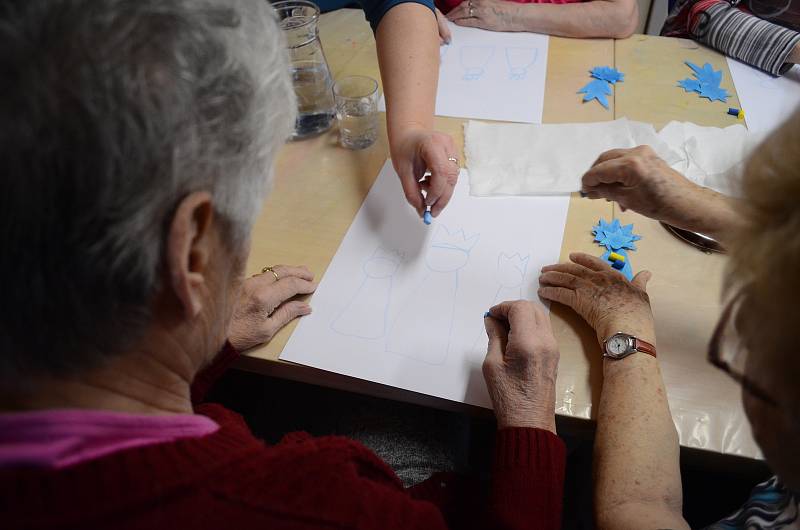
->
[423, 208, 433, 225]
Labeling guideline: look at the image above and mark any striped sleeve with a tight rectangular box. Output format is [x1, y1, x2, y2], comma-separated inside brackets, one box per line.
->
[691, 2, 800, 76]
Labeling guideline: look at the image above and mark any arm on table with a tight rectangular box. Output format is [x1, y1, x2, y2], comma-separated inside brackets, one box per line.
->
[447, 0, 638, 39]
[482, 301, 566, 530]
[362, 0, 459, 217]
[580, 145, 742, 248]
[687, 1, 800, 75]
[538, 253, 688, 530]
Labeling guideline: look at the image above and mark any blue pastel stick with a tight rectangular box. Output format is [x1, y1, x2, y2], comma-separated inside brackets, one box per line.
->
[423, 208, 433, 225]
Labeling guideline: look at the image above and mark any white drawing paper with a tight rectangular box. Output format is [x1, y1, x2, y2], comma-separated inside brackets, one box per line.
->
[280, 161, 570, 408]
[379, 23, 549, 123]
[727, 59, 800, 133]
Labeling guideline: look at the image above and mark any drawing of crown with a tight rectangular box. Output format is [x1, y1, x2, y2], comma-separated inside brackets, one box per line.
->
[371, 247, 405, 263]
[498, 252, 530, 273]
[431, 225, 480, 252]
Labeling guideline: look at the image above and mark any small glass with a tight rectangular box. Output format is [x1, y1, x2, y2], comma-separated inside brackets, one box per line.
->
[333, 75, 379, 150]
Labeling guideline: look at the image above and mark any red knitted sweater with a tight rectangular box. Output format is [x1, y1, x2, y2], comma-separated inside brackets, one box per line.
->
[1, 345, 566, 530]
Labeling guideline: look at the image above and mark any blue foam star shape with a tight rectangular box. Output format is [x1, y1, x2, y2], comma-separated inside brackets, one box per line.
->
[578, 79, 612, 109]
[686, 61, 722, 86]
[590, 66, 625, 84]
[592, 218, 642, 251]
[678, 78, 702, 93]
[698, 83, 730, 102]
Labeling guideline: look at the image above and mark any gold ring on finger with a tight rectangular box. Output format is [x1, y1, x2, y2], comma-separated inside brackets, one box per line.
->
[262, 266, 279, 281]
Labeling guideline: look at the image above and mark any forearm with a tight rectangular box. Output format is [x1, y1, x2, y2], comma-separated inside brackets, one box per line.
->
[789, 42, 800, 64]
[505, 0, 638, 39]
[593, 322, 688, 529]
[490, 428, 566, 530]
[375, 3, 439, 142]
[691, 2, 800, 75]
[660, 183, 742, 248]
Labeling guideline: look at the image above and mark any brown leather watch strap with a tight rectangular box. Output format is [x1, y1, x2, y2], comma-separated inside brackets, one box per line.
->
[633, 338, 657, 358]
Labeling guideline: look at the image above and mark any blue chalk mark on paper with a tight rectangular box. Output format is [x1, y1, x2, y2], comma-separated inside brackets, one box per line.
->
[590, 66, 625, 84]
[578, 79, 612, 109]
[677, 61, 729, 103]
[592, 219, 642, 281]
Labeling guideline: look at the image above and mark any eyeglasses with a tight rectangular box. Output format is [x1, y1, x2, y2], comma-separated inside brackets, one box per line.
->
[707, 286, 780, 408]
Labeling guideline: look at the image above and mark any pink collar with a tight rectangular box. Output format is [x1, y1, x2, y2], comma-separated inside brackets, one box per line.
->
[0, 408, 219, 469]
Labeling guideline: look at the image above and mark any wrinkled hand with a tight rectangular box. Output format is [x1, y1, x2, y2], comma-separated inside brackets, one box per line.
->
[435, 8, 452, 44]
[228, 265, 317, 351]
[446, 0, 519, 31]
[581, 145, 701, 223]
[538, 253, 655, 344]
[483, 300, 560, 432]
[391, 128, 459, 217]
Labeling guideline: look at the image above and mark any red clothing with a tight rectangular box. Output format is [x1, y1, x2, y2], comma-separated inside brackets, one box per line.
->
[1, 344, 566, 530]
[437, 0, 582, 15]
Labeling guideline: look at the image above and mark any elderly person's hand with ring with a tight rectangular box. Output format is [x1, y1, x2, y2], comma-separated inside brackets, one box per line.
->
[228, 265, 317, 352]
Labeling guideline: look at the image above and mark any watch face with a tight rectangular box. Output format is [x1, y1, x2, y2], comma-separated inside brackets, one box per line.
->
[606, 335, 630, 358]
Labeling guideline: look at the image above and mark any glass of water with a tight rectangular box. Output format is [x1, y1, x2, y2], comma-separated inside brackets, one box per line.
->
[333, 76, 379, 150]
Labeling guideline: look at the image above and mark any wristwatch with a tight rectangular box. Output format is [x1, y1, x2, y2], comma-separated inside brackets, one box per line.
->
[602, 332, 657, 359]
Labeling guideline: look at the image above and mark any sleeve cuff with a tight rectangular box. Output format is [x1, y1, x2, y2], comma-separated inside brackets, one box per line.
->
[361, 0, 435, 32]
[494, 427, 566, 469]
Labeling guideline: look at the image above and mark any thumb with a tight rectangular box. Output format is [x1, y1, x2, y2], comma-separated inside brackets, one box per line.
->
[484, 314, 508, 364]
[631, 270, 652, 291]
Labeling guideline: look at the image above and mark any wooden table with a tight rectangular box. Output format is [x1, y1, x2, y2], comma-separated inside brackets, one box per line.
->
[239, 9, 759, 459]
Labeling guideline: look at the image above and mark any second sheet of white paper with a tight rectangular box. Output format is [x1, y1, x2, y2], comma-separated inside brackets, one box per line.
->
[379, 23, 549, 123]
[280, 161, 570, 408]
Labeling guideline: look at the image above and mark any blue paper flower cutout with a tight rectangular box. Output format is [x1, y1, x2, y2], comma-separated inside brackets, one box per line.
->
[590, 66, 625, 84]
[677, 61, 729, 102]
[686, 61, 722, 86]
[592, 218, 641, 251]
[678, 78, 702, 92]
[698, 83, 730, 102]
[578, 79, 612, 109]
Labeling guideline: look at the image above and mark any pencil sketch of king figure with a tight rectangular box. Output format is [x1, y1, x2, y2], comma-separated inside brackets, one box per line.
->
[385, 225, 479, 365]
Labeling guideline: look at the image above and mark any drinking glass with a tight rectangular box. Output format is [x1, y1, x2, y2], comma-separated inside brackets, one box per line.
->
[333, 75, 378, 150]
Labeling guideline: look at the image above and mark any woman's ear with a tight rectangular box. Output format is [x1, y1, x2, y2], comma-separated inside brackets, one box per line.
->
[165, 191, 215, 318]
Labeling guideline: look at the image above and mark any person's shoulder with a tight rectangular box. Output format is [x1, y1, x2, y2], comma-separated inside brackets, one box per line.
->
[202, 431, 447, 528]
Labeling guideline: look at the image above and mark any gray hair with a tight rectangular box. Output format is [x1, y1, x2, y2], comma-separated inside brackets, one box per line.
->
[0, 0, 296, 387]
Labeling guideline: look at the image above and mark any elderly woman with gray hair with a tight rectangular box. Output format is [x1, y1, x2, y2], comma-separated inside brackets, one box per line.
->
[0, 1, 566, 528]
[539, 112, 800, 528]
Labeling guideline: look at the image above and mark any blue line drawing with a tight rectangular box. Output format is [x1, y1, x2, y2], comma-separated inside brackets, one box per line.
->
[470, 252, 531, 354]
[460, 46, 495, 81]
[505, 47, 538, 81]
[331, 247, 404, 340]
[492, 252, 531, 302]
[385, 225, 480, 365]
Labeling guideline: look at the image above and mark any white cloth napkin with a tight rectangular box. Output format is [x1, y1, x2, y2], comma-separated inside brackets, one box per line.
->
[465, 118, 764, 197]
